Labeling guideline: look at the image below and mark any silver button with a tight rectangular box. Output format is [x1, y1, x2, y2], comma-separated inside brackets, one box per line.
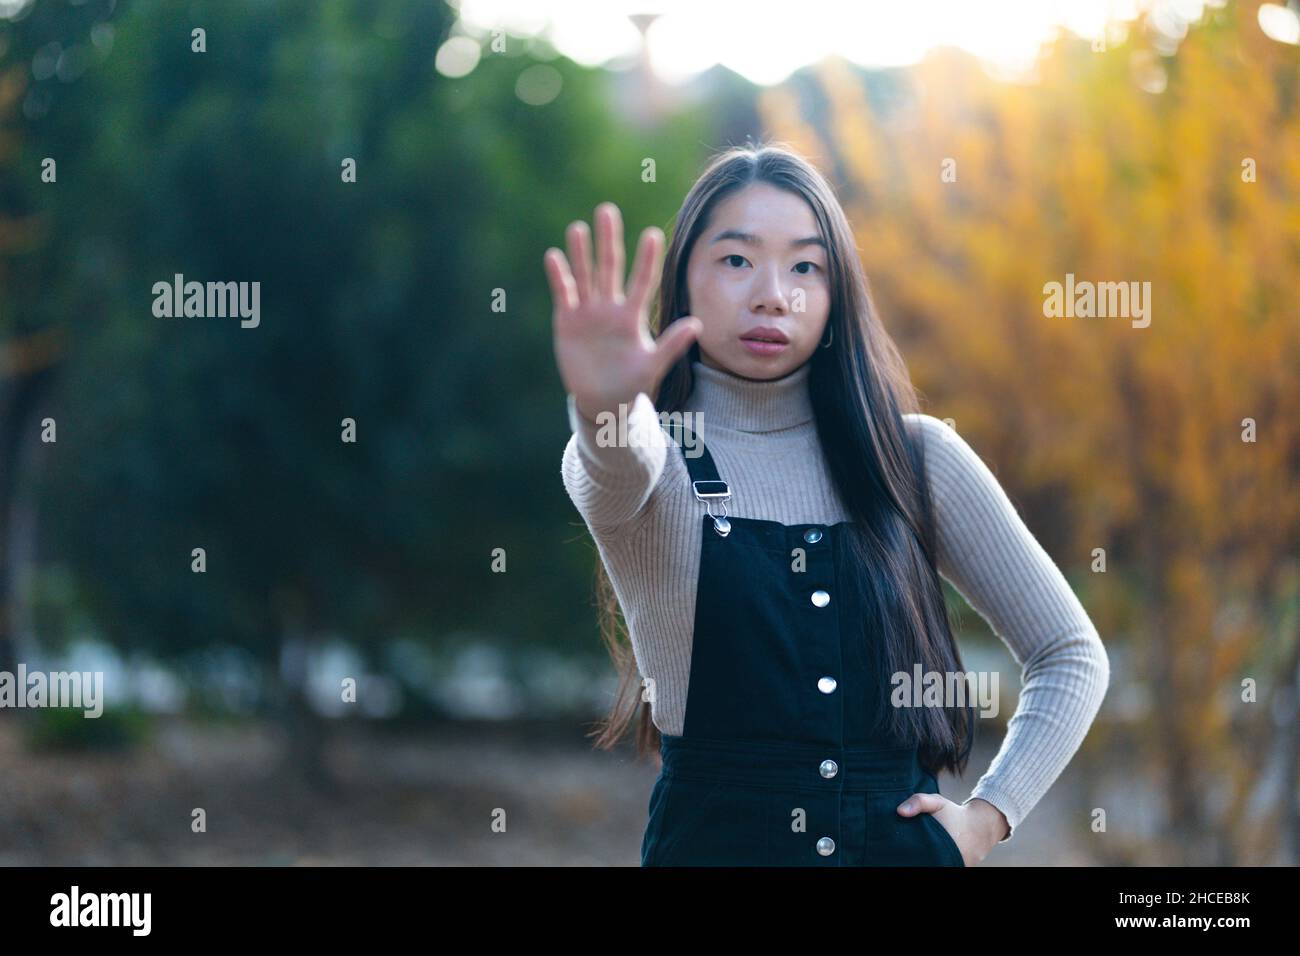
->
[804, 528, 823, 544]
[818, 676, 837, 694]
[811, 589, 830, 607]
[816, 837, 836, 856]
[819, 759, 838, 779]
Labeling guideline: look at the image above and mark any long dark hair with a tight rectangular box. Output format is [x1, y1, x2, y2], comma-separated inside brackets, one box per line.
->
[587, 142, 975, 778]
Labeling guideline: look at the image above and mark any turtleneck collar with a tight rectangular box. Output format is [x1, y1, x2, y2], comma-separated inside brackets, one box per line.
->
[685, 358, 814, 433]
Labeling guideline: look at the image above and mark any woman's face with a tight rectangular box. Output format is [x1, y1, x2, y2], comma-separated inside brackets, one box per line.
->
[684, 181, 832, 380]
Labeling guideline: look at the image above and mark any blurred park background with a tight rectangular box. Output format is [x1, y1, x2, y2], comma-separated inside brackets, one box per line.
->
[0, 0, 1296, 865]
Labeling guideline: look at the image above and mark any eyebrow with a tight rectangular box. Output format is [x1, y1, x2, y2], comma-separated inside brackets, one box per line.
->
[708, 229, 827, 250]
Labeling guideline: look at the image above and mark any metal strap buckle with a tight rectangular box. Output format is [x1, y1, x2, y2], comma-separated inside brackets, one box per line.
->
[692, 480, 732, 538]
[692, 480, 730, 501]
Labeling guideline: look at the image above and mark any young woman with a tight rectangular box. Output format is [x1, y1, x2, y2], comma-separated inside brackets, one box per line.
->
[545, 143, 1110, 867]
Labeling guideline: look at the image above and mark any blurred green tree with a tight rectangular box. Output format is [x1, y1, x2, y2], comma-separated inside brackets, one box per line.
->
[7, 0, 715, 778]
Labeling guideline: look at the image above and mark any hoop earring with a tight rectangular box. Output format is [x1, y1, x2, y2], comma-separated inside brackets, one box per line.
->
[820, 324, 834, 349]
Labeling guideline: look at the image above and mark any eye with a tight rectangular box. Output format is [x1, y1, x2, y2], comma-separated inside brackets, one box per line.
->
[721, 254, 749, 268]
[793, 261, 821, 275]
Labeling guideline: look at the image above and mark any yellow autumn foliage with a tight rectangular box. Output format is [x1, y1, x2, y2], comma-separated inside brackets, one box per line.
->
[763, 0, 1299, 862]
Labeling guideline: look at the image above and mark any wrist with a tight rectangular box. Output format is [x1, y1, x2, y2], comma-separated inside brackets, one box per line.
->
[568, 393, 602, 426]
[965, 798, 1010, 845]
[571, 392, 637, 425]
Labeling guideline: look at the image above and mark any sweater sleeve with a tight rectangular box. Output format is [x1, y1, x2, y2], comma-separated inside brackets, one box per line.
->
[561, 392, 670, 535]
[909, 413, 1110, 844]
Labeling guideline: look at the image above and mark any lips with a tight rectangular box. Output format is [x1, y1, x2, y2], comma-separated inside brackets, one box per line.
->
[740, 326, 789, 344]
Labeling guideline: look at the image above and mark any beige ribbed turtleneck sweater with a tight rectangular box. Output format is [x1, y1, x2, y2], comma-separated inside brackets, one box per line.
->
[560, 358, 1110, 843]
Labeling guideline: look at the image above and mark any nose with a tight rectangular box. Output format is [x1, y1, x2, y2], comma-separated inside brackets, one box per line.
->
[748, 264, 789, 314]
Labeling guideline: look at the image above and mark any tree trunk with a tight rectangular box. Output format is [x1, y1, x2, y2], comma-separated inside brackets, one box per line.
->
[0, 356, 59, 677]
[273, 593, 339, 795]
[1279, 621, 1300, 865]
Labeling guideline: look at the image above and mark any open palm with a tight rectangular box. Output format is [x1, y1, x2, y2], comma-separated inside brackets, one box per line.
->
[544, 202, 701, 421]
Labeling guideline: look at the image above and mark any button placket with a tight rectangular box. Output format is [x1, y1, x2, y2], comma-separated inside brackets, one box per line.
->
[795, 523, 845, 864]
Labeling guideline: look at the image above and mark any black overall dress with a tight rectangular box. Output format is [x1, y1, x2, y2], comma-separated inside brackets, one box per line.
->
[640, 424, 966, 867]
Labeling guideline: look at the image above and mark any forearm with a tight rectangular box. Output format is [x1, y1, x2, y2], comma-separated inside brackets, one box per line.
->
[914, 413, 1111, 842]
[561, 391, 669, 533]
[961, 627, 1110, 841]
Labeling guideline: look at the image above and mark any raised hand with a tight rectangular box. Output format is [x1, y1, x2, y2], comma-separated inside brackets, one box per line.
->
[545, 202, 702, 422]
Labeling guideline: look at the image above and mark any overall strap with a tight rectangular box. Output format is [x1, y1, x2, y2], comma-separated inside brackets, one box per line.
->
[666, 418, 734, 537]
[665, 419, 725, 484]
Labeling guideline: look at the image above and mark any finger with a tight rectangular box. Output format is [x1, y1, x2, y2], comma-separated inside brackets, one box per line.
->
[626, 226, 664, 317]
[566, 220, 594, 304]
[543, 247, 578, 314]
[596, 202, 626, 300]
[653, 315, 702, 381]
[896, 793, 942, 817]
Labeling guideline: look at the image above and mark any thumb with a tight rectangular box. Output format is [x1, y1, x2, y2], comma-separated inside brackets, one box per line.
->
[896, 793, 943, 818]
[653, 316, 703, 378]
